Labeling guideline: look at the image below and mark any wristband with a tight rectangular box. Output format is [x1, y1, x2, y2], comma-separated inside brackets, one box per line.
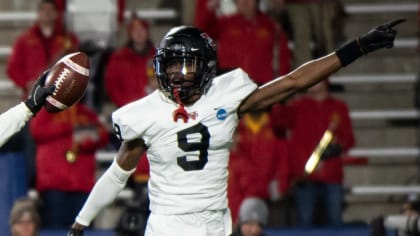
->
[335, 39, 364, 67]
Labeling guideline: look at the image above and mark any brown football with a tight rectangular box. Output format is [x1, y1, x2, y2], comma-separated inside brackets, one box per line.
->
[44, 51, 90, 113]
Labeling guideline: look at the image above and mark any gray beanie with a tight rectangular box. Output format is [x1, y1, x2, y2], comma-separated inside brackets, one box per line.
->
[9, 198, 40, 229]
[238, 197, 268, 225]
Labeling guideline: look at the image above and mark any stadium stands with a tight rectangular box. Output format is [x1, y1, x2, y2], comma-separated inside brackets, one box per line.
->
[0, 0, 418, 233]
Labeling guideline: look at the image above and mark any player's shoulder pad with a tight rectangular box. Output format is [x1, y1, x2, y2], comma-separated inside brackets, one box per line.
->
[209, 68, 258, 104]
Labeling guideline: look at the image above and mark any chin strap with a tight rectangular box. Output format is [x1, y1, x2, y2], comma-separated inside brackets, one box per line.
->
[172, 89, 189, 123]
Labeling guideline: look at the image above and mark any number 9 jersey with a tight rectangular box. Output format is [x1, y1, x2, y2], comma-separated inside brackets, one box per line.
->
[112, 68, 257, 215]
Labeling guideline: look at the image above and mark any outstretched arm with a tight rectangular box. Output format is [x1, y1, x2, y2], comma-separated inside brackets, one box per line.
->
[239, 53, 341, 114]
[0, 71, 54, 148]
[69, 138, 146, 234]
[239, 18, 405, 115]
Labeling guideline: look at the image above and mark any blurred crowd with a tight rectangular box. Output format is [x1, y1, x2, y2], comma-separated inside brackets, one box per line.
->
[3, 0, 412, 235]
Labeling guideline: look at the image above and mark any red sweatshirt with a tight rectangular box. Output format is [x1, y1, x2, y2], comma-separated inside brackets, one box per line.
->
[194, 0, 291, 84]
[272, 96, 355, 184]
[105, 45, 156, 107]
[7, 23, 79, 97]
[30, 104, 109, 192]
[228, 113, 290, 223]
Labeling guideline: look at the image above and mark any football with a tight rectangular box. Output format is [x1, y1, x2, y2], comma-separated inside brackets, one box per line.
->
[44, 51, 90, 113]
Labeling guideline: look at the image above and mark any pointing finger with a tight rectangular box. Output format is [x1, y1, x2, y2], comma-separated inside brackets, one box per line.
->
[386, 18, 406, 28]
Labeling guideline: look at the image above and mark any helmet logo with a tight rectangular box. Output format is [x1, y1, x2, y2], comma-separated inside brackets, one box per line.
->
[200, 33, 216, 49]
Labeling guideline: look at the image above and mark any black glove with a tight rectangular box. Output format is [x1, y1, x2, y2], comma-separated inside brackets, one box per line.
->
[67, 228, 84, 236]
[320, 143, 343, 160]
[358, 18, 406, 54]
[336, 18, 405, 66]
[24, 70, 55, 115]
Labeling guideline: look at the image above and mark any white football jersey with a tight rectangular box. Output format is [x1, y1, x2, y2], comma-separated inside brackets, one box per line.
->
[112, 68, 257, 214]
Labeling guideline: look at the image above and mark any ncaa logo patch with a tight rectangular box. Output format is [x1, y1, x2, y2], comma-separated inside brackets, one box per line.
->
[216, 108, 227, 121]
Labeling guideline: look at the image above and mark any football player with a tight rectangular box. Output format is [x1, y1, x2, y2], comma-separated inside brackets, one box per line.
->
[0, 71, 54, 147]
[69, 19, 405, 236]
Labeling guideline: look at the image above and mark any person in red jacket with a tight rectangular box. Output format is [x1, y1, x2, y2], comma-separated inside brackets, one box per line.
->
[194, 0, 291, 84]
[29, 102, 109, 229]
[7, 0, 79, 98]
[6, 0, 79, 192]
[105, 14, 156, 107]
[272, 80, 355, 226]
[228, 110, 291, 225]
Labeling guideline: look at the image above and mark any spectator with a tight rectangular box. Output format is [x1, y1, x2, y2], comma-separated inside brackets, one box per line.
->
[29, 102, 109, 228]
[228, 110, 290, 224]
[7, 0, 79, 98]
[9, 198, 40, 236]
[194, 0, 291, 84]
[283, 0, 346, 68]
[272, 80, 355, 226]
[6, 0, 79, 188]
[232, 197, 269, 236]
[105, 14, 156, 108]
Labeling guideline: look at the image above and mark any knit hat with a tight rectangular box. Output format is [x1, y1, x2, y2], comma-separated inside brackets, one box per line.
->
[238, 197, 268, 225]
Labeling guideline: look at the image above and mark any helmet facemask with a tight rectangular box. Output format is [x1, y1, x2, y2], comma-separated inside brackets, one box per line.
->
[155, 50, 212, 105]
[154, 26, 217, 106]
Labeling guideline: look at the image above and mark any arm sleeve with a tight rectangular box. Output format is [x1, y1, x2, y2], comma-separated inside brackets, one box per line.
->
[0, 102, 32, 147]
[75, 158, 136, 226]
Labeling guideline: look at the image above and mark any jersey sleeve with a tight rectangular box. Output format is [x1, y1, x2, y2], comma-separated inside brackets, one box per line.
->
[0, 102, 32, 147]
[111, 98, 153, 142]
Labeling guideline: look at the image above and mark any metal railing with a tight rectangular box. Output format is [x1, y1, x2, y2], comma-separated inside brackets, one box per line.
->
[0, 9, 177, 22]
[345, 3, 418, 14]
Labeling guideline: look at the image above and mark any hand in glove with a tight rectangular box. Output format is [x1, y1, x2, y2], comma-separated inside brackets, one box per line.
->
[357, 18, 406, 54]
[320, 143, 343, 160]
[24, 71, 55, 115]
[336, 18, 405, 66]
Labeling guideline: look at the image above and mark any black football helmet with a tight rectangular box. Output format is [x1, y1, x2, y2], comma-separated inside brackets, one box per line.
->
[154, 26, 217, 104]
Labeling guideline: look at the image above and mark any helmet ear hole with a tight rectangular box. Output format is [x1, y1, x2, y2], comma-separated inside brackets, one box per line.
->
[154, 26, 217, 103]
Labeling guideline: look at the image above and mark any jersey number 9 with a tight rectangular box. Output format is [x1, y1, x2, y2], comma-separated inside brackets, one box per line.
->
[177, 123, 210, 171]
